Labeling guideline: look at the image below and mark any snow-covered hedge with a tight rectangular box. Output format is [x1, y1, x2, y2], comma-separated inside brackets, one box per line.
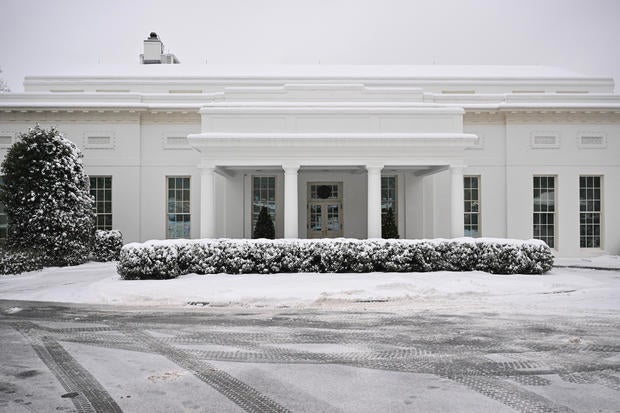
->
[117, 238, 553, 280]
[0, 247, 45, 275]
[93, 230, 123, 262]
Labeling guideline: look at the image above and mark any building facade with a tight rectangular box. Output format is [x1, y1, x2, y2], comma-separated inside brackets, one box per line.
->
[0, 64, 619, 257]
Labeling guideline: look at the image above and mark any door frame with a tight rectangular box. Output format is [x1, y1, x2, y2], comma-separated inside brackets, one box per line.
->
[306, 182, 344, 238]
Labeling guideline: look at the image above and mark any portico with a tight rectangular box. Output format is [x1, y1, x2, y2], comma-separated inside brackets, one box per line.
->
[190, 139, 473, 240]
[187, 83, 475, 239]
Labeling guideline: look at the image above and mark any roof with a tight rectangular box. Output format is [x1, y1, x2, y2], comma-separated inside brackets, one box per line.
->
[23, 64, 601, 81]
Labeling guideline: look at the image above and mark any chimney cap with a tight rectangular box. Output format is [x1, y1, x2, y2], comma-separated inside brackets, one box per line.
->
[147, 32, 159, 40]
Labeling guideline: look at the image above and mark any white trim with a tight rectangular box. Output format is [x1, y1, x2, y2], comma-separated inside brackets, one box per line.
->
[577, 132, 607, 149]
[188, 132, 478, 148]
[465, 133, 484, 150]
[162, 135, 192, 150]
[530, 131, 560, 149]
[0, 131, 15, 149]
[83, 131, 115, 149]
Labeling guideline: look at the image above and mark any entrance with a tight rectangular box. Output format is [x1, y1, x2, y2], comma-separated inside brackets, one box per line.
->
[307, 182, 343, 238]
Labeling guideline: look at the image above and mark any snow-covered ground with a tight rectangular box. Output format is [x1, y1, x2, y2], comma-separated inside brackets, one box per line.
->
[554, 254, 620, 269]
[1, 261, 619, 316]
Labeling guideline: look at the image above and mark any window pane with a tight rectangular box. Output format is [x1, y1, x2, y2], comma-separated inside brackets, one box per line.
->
[167, 177, 190, 239]
[252, 176, 276, 232]
[89, 175, 112, 230]
[533, 175, 555, 248]
[463, 176, 480, 237]
[381, 176, 397, 225]
[579, 175, 602, 248]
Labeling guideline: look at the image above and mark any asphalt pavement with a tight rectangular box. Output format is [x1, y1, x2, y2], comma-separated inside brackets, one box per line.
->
[1, 300, 619, 412]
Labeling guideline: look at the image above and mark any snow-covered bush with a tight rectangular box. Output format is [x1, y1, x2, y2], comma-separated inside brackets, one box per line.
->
[0, 125, 95, 266]
[0, 247, 45, 275]
[117, 242, 180, 280]
[93, 230, 123, 261]
[117, 238, 554, 279]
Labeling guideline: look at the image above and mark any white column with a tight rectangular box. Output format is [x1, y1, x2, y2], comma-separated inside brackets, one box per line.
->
[283, 164, 300, 238]
[366, 164, 383, 239]
[450, 166, 465, 238]
[200, 165, 217, 238]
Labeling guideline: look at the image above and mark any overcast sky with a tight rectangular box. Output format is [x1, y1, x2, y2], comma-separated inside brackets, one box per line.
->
[1, 0, 619, 92]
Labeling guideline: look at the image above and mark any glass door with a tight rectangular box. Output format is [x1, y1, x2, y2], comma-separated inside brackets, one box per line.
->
[307, 183, 343, 238]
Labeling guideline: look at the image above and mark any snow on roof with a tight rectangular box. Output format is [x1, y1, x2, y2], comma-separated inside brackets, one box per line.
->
[23, 64, 602, 81]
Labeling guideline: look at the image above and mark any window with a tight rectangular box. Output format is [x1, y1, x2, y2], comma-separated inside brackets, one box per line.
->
[167, 177, 191, 239]
[252, 176, 276, 230]
[0, 177, 6, 240]
[533, 176, 556, 248]
[381, 176, 397, 221]
[89, 176, 112, 230]
[580, 176, 602, 248]
[464, 176, 480, 237]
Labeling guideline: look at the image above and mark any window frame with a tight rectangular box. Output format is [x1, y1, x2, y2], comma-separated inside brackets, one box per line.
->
[579, 175, 603, 249]
[532, 175, 557, 249]
[166, 176, 191, 239]
[464, 175, 481, 238]
[381, 175, 398, 223]
[89, 176, 113, 231]
[251, 175, 277, 232]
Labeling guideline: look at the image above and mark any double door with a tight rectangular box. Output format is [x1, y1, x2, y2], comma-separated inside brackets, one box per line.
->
[307, 182, 343, 238]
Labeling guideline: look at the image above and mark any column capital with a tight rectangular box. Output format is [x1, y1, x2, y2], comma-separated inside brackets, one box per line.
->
[198, 161, 216, 171]
[449, 165, 465, 174]
[365, 163, 384, 173]
[282, 163, 300, 174]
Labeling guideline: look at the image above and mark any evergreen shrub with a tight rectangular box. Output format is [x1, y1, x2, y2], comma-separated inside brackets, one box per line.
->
[381, 208, 399, 239]
[252, 206, 275, 239]
[0, 247, 45, 275]
[117, 238, 554, 279]
[93, 230, 123, 261]
[0, 125, 95, 266]
[117, 243, 180, 280]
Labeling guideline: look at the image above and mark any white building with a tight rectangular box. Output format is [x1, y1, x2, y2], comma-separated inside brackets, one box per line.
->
[0, 40, 618, 257]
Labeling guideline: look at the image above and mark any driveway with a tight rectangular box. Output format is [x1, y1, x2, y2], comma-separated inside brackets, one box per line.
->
[1, 300, 618, 412]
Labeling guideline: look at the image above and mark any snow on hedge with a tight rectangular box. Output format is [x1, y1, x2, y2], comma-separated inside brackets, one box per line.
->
[93, 230, 123, 262]
[0, 247, 45, 275]
[117, 238, 554, 279]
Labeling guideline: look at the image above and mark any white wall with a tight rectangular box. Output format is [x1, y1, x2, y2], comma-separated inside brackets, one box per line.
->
[503, 114, 620, 256]
[138, 115, 201, 241]
[463, 120, 508, 238]
[2, 82, 619, 258]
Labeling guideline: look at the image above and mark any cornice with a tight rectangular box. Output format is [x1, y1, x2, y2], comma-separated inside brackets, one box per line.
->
[187, 132, 478, 148]
[505, 111, 620, 124]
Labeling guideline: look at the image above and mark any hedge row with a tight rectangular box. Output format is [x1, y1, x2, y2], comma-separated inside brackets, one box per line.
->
[0, 229, 123, 275]
[117, 238, 554, 280]
[0, 247, 45, 275]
